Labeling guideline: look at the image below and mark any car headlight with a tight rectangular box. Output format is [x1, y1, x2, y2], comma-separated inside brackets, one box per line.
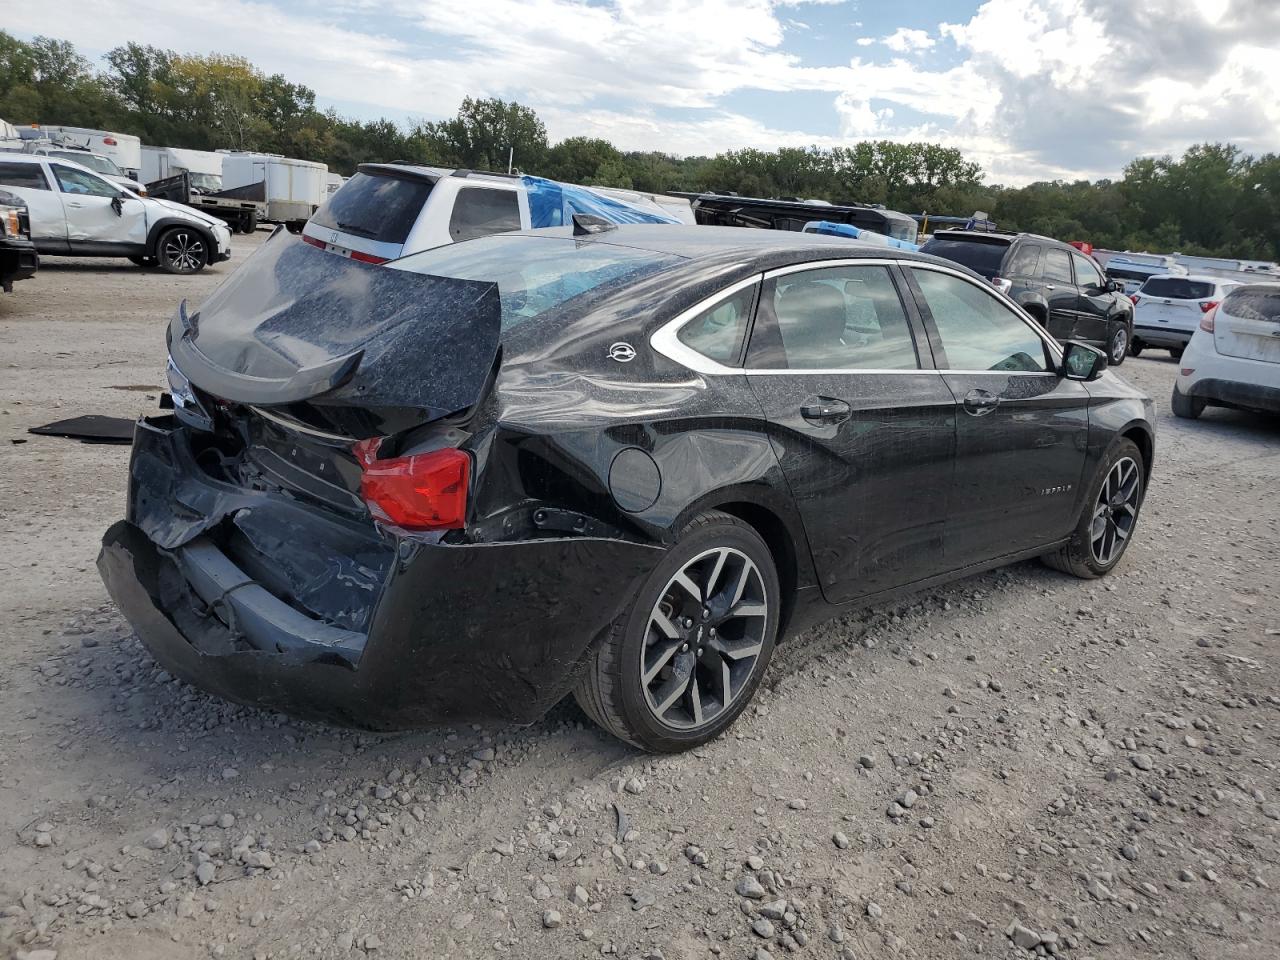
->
[167, 355, 214, 431]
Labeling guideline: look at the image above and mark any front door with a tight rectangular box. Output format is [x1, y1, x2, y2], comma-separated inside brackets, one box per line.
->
[50, 164, 147, 248]
[1070, 252, 1113, 343]
[904, 264, 1090, 569]
[745, 261, 956, 603]
[1039, 246, 1081, 340]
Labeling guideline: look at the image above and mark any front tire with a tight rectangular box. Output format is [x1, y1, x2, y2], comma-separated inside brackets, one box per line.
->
[574, 511, 780, 752]
[1171, 385, 1205, 419]
[156, 227, 209, 274]
[1041, 439, 1144, 579]
[1107, 322, 1129, 366]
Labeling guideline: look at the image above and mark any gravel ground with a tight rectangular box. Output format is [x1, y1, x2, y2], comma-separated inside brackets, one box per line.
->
[2, 235, 1278, 960]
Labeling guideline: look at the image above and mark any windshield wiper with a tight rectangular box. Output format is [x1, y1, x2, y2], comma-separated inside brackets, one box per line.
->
[335, 221, 378, 239]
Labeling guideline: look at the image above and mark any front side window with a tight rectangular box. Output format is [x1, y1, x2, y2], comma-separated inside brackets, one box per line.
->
[911, 268, 1050, 372]
[1042, 248, 1074, 284]
[756, 265, 919, 370]
[52, 166, 119, 198]
[677, 285, 756, 365]
[449, 187, 522, 242]
[0, 162, 51, 190]
[1072, 254, 1105, 289]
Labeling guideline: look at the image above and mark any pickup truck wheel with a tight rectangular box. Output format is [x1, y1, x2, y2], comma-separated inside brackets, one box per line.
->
[128, 255, 157, 268]
[1107, 323, 1129, 367]
[156, 227, 208, 275]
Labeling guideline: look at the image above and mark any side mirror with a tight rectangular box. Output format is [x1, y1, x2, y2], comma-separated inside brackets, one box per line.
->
[110, 196, 123, 216]
[1105, 279, 1124, 293]
[1061, 340, 1107, 381]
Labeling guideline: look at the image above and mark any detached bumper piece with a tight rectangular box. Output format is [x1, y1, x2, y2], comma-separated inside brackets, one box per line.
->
[99, 418, 662, 729]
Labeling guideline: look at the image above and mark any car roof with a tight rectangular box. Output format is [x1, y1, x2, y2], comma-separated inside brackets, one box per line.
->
[508, 223, 949, 266]
[926, 229, 1067, 247]
[1144, 273, 1237, 284]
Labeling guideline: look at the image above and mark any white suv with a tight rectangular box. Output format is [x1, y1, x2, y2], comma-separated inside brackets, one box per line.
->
[1130, 274, 1241, 359]
[0, 154, 231, 274]
[1173, 283, 1280, 419]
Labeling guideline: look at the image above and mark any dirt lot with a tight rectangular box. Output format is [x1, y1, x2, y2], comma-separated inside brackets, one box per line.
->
[2, 235, 1278, 960]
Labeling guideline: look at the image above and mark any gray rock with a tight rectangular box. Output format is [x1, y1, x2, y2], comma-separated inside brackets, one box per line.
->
[866, 901, 883, 919]
[758, 900, 787, 921]
[751, 917, 776, 938]
[142, 829, 169, 851]
[898, 788, 918, 809]
[1130, 753, 1154, 771]
[684, 845, 707, 865]
[542, 909, 562, 929]
[787, 798, 808, 811]
[1261, 803, 1280, 821]
[1009, 923, 1040, 950]
[1120, 843, 1139, 862]
[833, 831, 850, 849]
[858, 755, 876, 769]
[736, 875, 766, 899]
[624, 777, 645, 795]
[196, 862, 216, 886]
[570, 885, 589, 908]
[125, 900, 148, 919]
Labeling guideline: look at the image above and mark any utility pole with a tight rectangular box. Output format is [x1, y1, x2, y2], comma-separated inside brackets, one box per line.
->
[507, 147, 514, 175]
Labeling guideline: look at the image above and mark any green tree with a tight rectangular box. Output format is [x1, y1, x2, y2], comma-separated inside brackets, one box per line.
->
[419, 97, 548, 171]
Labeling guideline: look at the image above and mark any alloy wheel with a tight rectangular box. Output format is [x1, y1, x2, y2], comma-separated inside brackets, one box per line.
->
[1110, 327, 1128, 364]
[163, 232, 205, 272]
[640, 546, 768, 730]
[1090, 456, 1140, 565]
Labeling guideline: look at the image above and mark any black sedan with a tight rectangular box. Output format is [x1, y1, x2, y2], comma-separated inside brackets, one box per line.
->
[99, 225, 1155, 752]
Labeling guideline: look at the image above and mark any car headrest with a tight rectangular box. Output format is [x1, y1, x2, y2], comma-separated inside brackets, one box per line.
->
[776, 282, 847, 344]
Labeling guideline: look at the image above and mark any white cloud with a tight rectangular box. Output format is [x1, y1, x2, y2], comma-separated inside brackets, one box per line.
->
[6, 0, 1280, 185]
[881, 27, 936, 52]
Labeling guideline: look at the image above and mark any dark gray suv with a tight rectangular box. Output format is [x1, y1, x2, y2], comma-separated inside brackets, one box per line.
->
[920, 230, 1134, 366]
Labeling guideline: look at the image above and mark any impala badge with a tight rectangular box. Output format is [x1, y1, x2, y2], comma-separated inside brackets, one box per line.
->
[609, 342, 637, 363]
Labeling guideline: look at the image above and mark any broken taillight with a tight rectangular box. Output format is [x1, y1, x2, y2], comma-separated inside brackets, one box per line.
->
[353, 438, 470, 530]
[990, 277, 1013, 295]
[1199, 304, 1218, 332]
[1199, 300, 1218, 313]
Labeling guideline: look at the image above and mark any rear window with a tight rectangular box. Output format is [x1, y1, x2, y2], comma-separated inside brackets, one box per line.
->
[1222, 286, 1280, 323]
[49, 151, 123, 177]
[918, 237, 1010, 278]
[1139, 278, 1213, 300]
[0, 161, 50, 190]
[311, 171, 433, 245]
[391, 234, 684, 330]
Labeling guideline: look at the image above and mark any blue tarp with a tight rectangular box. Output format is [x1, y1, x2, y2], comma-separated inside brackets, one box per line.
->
[803, 220, 920, 252]
[522, 175, 681, 228]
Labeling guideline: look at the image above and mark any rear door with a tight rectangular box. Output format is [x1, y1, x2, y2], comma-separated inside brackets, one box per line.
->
[0, 160, 68, 248]
[744, 260, 957, 603]
[49, 164, 147, 248]
[903, 264, 1089, 568]
[1070, 253, 1112, 342]
[1039, 247, 1080, 339]
[1214, 286, 1280, 364]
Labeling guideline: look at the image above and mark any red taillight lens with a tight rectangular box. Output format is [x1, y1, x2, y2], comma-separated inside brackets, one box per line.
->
[1199, 300, 1218, 313]
[1180, 368, 1195, 376]
[301, 233, 325, 250]
[349, 250, 388, 265]
[1130, 294, 1140, 305]
[1199, 303, 1217, 332]
[354, 438, 470, 530]
[990, 277, 1012, 294]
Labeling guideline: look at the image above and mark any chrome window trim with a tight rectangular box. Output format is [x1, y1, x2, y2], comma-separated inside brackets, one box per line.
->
[249, 405, 354, 443]
[650, 256, 1066, 377]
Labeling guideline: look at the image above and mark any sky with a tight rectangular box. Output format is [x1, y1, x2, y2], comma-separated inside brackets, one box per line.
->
[8, 0, 1280, 185]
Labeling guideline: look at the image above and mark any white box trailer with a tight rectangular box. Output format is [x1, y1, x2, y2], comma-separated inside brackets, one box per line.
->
[141, 146, 225, 193]
[22, 125, 142, 179]
[220, 153, 327, 227]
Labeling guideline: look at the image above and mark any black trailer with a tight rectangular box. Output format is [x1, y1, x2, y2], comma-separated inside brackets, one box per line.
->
[146, 172, 265, 234]
[677, 192, 919, 244]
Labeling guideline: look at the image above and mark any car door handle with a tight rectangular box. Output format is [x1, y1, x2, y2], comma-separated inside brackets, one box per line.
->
[800, 397, 852, 425]
[65, 201, 85, 208]
[962, 389, 1000, 417]
[1044, 284, 1056, 290]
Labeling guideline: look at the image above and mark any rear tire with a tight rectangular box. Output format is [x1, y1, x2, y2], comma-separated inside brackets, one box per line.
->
[156, 227, 209, 275]
[1171, 385, 1205, 419]
[1128, 338, 1144, 357]
[1169, 346, 1184, 360]
[574, 511, 780, 752]
[1041, 438, 1144, 579]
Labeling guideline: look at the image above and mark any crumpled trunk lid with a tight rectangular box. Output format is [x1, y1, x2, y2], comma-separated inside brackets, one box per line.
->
[168, 230, 502, 421]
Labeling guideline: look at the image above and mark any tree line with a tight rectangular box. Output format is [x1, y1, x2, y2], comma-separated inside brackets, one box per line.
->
[2, 32, 1278, 260]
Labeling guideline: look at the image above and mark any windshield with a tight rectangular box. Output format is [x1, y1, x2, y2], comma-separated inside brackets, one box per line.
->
[311, 171, 434, 245]
[49, 151, 122, 178]
[919, 237, 1010, 278]
[189, 173, 222, 192]
[881, 214, 919, 243]
[1139, 278, 1213, 300]
[391, 234, 685, 330]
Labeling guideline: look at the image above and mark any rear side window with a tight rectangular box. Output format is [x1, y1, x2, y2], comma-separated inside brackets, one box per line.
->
[1139, 278, 1214, 300]
[0, 162, 50, 190]
[918, 237, 1010, 279]
[449, 187, 521, 242]
[311, 172, 433, 245]
[754, 265, 920, 370]
[1222, 286, 1280, 323]
[677, 285, 756, 365]
[1006, 243, 1042, 278]
[1042, 248, 1074, 283]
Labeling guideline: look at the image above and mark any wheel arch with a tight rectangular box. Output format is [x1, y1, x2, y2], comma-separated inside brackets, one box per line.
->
[145, 217, 216, 259]
[1018, 295, 1048, 323]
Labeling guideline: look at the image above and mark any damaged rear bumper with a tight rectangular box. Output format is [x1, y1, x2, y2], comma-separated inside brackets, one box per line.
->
[98, 418, 662, 729]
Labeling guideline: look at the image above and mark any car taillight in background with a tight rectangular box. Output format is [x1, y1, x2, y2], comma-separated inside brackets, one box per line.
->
[1199, 300, 1218, 313]
[991, 277, 1013, 295]
[103, 137, 117, 145]
[1199, 304, 1218, 332]
[353, 437, 470, 530]
[301, 233, 388, 264]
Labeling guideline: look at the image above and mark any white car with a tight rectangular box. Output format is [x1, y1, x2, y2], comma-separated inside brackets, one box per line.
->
[1130, 274, 1242, 359]
[1173, 283, 1280, 419]
[0, 153, 231, 274]
[25, 146, 147, 194]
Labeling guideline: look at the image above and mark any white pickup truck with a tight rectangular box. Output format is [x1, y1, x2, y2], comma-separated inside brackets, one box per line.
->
[302, 164, 692, 264]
